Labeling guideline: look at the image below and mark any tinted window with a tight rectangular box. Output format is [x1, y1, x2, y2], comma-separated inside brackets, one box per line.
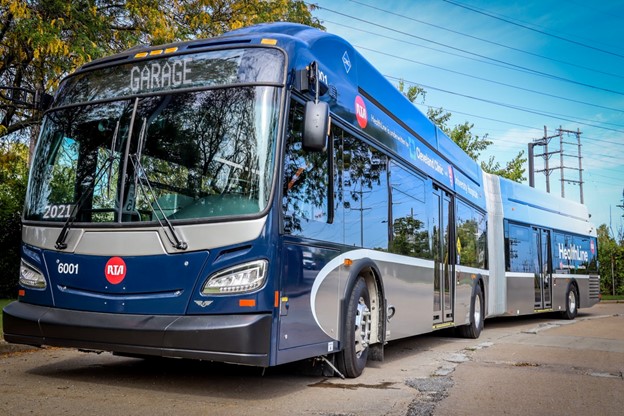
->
[282, 101, 339, 242]
[388, 162, 431, 259]
[26, 87, 280, 223]
[456, 200, 487, 269]
[506, 223, 536, 273]
[340, 131, 389, 250]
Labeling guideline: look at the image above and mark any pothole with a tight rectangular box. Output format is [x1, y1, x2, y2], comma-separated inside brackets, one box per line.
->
[405, 376, 454, 416]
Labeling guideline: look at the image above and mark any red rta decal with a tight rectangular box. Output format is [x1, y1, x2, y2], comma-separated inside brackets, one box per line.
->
[355, 95, 367, 129]
[105, 257, 127, 285]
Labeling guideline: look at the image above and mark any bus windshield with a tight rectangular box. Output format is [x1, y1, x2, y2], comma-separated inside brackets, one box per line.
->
[24, 48, 283, 224]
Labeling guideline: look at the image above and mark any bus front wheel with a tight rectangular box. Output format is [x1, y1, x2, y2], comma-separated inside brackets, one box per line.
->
[337, 277, 371, 378]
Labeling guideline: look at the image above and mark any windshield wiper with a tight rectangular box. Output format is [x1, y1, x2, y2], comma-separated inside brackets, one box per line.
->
[55, 121, 121, 250]
[107, 120, 120, 199]
[55, 154, 116, 250]
[129, 118, 188, 250]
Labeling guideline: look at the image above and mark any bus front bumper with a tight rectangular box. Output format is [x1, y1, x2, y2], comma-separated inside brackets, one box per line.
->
[2, 301, 272, 366]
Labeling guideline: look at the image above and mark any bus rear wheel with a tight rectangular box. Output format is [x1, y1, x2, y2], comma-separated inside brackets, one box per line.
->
[337, 277, 371, 378]
[459, 287, 484, 339]
[561, 284, 578, 320]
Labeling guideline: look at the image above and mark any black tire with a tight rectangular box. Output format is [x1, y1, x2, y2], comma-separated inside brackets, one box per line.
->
[561, 284, 578, 320]
[337, 277, 371, 378]
[459, 286, 484, 339]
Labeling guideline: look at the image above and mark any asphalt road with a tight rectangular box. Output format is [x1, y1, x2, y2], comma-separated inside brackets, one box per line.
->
[1, 302, 622, 416]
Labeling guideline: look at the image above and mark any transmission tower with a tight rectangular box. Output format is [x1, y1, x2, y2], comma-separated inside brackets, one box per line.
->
[528, 126, 560, 193]
[557, 127, 584, 204]
[528, 126, 584, 204]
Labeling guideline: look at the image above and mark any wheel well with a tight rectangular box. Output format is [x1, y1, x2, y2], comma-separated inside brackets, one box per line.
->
[475, 278, 485, 313]
[569, 280, 580, 308]
[358, 266, 384, 348]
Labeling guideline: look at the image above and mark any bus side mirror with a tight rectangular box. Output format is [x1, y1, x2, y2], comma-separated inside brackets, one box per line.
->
[302, 100, 329, 152]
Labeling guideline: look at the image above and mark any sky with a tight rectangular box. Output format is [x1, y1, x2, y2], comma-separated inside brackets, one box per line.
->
[309, 0, 624, 234]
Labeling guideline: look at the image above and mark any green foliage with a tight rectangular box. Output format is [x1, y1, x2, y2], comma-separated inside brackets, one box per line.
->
[397, 82, 526, 183]
[397, 79, 426, 104]
[426, 107, 452, 132]
[0, 142, 28, 298]
[432, 108, 527, 182]
[389, 216, 430, 258]
[1, 0, 323, 140]
[481, 151, 527, 182]
[447, 121, 492, 161]
[597, 224, 624, 296]
[0, 0, 322, 297]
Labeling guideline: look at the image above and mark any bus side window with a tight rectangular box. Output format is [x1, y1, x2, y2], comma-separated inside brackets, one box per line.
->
[282, 101, 338, 242]
[456, 201, 488, 269]
[388, 162, 430, 258]
[341, 133, 388, 250]
[506, 224, 535, 273]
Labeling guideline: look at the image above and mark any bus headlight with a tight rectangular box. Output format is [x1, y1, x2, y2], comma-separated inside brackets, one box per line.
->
[202, 260, 267, 295]
[19, 260, 46, 289]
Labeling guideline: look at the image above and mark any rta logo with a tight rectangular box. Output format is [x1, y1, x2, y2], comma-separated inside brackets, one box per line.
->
[104, 256, 127, 285]
[355, 95, 367, 129]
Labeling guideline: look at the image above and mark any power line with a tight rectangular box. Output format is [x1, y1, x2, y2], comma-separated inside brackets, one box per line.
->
[347, 0, 624, 81]
[313, 2, 624, 194]
[327, 20, 624, 116]
[314, 3, 624, 96]
[369, 52, 624, 134]
[409, 101, 540, 132]
[442, 0, 624, 59]
[579, 134, 624, 148]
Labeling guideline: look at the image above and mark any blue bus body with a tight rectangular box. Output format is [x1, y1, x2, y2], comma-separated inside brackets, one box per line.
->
[3, 23, 599, 377]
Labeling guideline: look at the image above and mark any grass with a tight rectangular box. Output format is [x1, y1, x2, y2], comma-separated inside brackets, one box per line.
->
[0, 299, 15, 339]
[602, 295, 624, 301]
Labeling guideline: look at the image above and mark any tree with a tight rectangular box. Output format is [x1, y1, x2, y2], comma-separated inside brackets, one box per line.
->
[0, 0, 323, 298]
[398, 81, 526, 182]
[0, 0, 323, 143]
[0, 141, 28, 297]
[389, 216, 430, 258]
[480, 152, 526, 183]
[597, 224, 624, 296]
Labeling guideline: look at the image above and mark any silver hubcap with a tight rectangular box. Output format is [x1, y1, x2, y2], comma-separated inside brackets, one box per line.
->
[474, 294, 482, 327]
[354, 297, 371, 357]
[569, 290, 577, 313]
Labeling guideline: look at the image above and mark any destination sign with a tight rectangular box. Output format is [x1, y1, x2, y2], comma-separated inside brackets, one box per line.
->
[55, 48, 285, 107]
[130, 58, 193, 94]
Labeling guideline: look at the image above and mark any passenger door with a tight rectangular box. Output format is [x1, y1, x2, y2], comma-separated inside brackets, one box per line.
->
[533, 227, 552, 310]
[433, 187, 454, 324]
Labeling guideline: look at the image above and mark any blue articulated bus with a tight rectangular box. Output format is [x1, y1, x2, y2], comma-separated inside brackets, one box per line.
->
[3, 23, 600, 378]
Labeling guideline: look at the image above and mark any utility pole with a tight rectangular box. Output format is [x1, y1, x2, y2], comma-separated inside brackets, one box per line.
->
[528, 126, 560, 192]
[353, 187, 372, 247]
[528, 126, 584, 204]
[617, 188, 624, 217]
[557, 127, 584, 204]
